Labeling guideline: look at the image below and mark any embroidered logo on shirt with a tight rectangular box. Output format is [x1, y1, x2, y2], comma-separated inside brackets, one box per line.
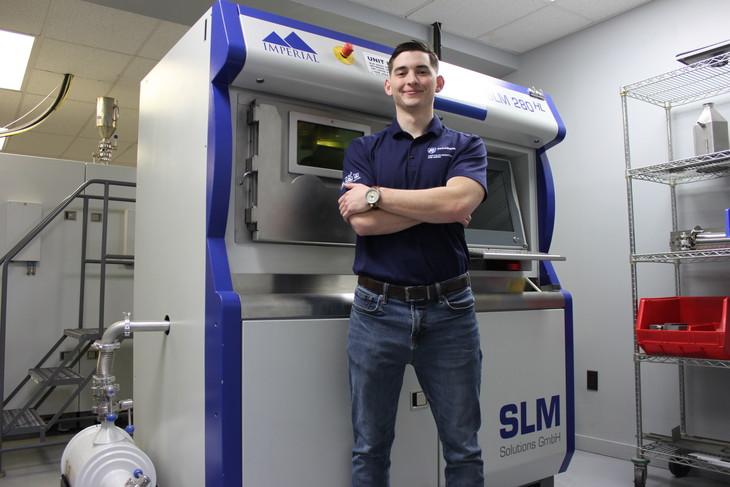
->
[342, 171, 362, 188]
[427, 146, 456, 159]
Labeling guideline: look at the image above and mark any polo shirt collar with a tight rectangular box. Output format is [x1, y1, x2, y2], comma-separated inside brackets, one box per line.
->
[387, 115, 444, 139]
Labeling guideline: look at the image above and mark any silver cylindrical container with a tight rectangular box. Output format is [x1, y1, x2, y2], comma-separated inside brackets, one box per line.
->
[96, 96, 118, 140]
[693, 102, 729, 155]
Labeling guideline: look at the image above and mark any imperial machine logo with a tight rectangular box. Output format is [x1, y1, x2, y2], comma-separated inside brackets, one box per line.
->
[262, 31, 319, 63]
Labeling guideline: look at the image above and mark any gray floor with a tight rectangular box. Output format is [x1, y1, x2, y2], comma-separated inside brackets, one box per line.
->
[1, 441, 729, 486]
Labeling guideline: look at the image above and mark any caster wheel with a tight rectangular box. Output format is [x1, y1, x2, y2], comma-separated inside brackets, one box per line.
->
[669, 460, 691, 478]
[634, 465, 647, 487]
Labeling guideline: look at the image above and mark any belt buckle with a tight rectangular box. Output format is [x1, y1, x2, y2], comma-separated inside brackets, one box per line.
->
[404, 286, 413, 302]
[405, 285, 428, 302]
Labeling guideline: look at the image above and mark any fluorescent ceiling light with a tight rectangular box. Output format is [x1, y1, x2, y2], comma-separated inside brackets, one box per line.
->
[0, 30, 35, 91]
[0, 128, 7, 151]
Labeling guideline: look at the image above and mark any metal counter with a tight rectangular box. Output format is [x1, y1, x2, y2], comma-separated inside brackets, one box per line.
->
[234, 274, 565, 320]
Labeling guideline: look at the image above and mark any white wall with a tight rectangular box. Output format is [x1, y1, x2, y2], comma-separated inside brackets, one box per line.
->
[506, 0, 730, 458]
[0, 153, 135, 415]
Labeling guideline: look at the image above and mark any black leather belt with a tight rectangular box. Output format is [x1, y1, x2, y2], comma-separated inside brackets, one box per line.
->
[357, 273, 470, 302]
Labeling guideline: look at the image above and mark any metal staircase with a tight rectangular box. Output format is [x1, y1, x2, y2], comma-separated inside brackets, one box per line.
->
[0, 179, 135, 475]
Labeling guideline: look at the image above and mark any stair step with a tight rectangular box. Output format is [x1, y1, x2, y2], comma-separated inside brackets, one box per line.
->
[63, 328, 101, 340]
[2, 408, 45, 436]
[29, 367, 84, 386]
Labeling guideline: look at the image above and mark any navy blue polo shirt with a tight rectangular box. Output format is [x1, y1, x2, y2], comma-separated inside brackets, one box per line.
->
[341, 116, 488, 286]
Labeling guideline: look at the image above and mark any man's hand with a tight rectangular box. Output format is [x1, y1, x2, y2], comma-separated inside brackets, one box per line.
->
[461, 214, 472, 227]
[338, 182, 371, 221]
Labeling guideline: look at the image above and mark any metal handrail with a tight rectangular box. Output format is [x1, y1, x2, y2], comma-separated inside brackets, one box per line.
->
[0, 179, 134, 266]
[0, 179, 136, 466]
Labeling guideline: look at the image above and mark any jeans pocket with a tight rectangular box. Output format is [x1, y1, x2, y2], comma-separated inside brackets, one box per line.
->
[442, 286, 475, 311]
[352, 286, 383, 314]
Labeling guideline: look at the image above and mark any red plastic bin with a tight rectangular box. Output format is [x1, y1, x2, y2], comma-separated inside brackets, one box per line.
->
[636, 296, 730, 359]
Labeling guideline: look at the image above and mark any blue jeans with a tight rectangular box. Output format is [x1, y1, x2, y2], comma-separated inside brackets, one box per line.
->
[348, 284, 484, 487]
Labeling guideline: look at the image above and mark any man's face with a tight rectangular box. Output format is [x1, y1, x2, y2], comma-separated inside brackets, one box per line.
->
[384, 50, 444, 112]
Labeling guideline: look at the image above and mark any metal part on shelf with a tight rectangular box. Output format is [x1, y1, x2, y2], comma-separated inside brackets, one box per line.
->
[670, 226, 730, 251]
[627, 149, 730, 184]
[636, 353, 730, 369]
[632, 248, 730, 264]
[622, 52, 730, 106]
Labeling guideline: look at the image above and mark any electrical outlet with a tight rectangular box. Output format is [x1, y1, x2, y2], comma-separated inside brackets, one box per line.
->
[60, 350, 70, 361]
[87, 350, 98, 360]
[587, 370, 598, 391]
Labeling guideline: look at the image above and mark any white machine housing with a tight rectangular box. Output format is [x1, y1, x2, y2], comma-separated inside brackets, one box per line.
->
[133, 2, 573, 487]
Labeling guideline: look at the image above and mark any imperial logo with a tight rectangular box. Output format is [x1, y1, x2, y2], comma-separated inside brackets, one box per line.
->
[262, 31, 319, 63]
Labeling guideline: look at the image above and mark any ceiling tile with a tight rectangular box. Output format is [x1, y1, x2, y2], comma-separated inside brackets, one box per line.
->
[119, 57, 157, 84]
[113, 142, 137, 166]
[18, 94, 94, 136]
[479, 5, 591, 54]
[555, 0, 651, 22]
[0, 91, 23, 126]
[45, 0, 159, 55]
[4, 131, 71, 158]
[347, 0, 436, 17]
[136, 21, 188, 60]
[407, 0, 546, 38]
[34, 38, 132, 82]
[106, 81, 140, 110]
[25, 69, 113, 105]
[79, 117, 99, 139]
[61, 136, 98, 162]
[0, 0, 50, 36]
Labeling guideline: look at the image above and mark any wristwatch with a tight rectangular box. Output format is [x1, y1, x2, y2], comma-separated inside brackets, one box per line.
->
[365, 186, 380, 208]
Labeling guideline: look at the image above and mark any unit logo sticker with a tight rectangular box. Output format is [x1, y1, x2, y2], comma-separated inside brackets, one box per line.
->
[363, 52, 389, 79]
[262, 31, 319, 63]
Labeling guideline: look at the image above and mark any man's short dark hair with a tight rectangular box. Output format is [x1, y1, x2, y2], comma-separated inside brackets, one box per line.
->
[387, 40, 439, 74]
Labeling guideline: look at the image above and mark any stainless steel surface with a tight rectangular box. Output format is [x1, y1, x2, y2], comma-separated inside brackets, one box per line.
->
[694, 102, 729, 156]
[92, 314, 170, 421]
[28, 367, 83, 386]
[622, 89, 644, 459]
[234, 273, 565, 320]
[622, 52, 730, 106]
[624, 48, 730, 478]
[642, 433, 730, 476]
[671, 227, 729, 251]
[469, 248, 566, 261]
[237, 98, 384, 246]
[95, 96, 118, 140]
[627, 149, 730, 184]
[636, 353, 730, 369]
[632, 248, 730, 263]
[93, 97, 119, 163]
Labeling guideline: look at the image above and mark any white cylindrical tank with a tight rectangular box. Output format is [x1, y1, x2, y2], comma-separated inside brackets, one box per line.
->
[61, 422, 156, 487]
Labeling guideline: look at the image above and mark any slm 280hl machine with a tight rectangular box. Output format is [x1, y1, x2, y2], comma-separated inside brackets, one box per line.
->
[132, 1, 573, 486]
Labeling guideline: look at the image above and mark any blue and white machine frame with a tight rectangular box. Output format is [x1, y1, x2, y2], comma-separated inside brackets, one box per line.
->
[133, 1, 573, 486]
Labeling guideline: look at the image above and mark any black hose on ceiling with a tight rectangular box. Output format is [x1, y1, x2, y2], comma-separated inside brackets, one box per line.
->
[0, 73, 74, 138]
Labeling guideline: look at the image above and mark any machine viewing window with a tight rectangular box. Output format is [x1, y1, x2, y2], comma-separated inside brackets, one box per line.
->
[471, 168, 514, 232]
[289, 111, 370, 179]
[466, 156, 527, 249]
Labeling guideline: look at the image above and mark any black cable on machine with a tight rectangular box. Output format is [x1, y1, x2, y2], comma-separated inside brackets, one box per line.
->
[431, 21, 442, 59]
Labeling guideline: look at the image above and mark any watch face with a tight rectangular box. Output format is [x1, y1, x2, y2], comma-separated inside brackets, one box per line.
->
[366, 189, 379, 204]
